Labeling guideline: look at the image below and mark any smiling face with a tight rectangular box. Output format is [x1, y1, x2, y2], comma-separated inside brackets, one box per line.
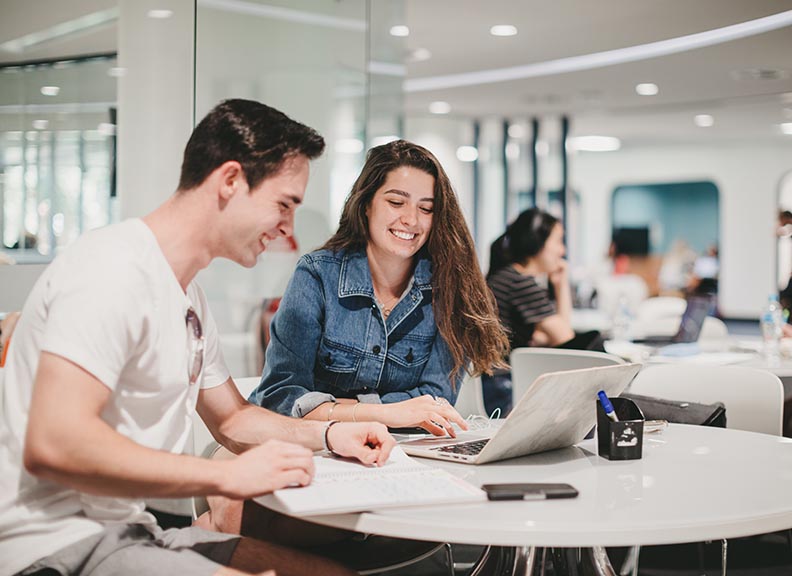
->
[533, 222, 566, 273]
[365, 166, 435, 265]
[224, 154, 309, 268]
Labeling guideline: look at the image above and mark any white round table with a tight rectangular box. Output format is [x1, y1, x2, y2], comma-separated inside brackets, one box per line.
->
[302, 425, 792, 548]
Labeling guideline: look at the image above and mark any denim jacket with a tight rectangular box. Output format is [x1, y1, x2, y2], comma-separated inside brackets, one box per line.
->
[249, 248, 462, 417]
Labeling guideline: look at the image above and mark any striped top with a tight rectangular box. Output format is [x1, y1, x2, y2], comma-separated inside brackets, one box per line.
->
[487, 265, 555, 350]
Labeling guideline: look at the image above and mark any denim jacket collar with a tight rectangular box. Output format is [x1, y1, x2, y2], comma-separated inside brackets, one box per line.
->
[338, 249, 433, 299]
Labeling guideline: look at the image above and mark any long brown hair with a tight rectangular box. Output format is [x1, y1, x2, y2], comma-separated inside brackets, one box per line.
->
[323, 140, 508, 379]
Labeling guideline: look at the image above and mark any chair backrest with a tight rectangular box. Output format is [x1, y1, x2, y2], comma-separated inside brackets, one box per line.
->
[635, 296, 687, 323]
[510, 347, 625, 408]
[630, 316, 729, 342]
[595, 274, 649, 317]
[627, 364, 783, 436]
[453, 371, 488, 418]
[146, 377, 262, 519]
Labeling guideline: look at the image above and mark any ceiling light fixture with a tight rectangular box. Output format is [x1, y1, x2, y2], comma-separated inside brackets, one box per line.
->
[781, 123, 792, 135]
[147, 9, 174, 19]
[635, 83, 659, 96]
[490, 25, 518, 37]
[40, 86, 60, 96]
[409, 48, 432, 62]
[429, 101, 451, 114]
[569, 136, 621, 152]
[456, 146, 479, 162]
[694, 114, 715, 127]
[389, 25, 409, 37]
[406, 9, 792, 92]
[32, 119, 49, 130]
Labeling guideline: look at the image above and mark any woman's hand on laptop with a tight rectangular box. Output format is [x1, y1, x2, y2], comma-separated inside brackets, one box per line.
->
[376, 395, 468, 437]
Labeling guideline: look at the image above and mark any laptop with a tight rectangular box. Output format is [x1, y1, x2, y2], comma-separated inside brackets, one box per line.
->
[632, 295, 712, 345]
[400, 363, 642, 465]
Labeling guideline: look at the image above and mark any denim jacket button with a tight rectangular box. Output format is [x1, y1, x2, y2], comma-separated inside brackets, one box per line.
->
[372, 345, 381, 355]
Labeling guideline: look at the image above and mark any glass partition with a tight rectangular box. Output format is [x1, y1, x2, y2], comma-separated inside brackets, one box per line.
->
[0, 56, 117, 264]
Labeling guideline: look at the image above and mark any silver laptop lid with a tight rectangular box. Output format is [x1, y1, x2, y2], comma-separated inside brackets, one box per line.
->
[475, 363, 642, 463]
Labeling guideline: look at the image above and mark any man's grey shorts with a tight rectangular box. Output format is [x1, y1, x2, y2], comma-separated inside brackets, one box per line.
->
[18, 524, 240, 576]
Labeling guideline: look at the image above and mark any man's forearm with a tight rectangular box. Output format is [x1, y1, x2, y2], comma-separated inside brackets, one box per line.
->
[25, 417, 231, 499]
[217, 403, 325, 454]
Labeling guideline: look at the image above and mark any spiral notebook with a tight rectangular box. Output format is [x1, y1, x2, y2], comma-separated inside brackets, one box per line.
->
[254, 446, 485, 516]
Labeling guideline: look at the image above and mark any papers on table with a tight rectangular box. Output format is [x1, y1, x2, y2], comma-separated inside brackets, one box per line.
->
[257, 446, 485, 516]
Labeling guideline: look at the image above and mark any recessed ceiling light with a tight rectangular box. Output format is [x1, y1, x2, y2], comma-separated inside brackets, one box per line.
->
[569, 136, 621, 152]
[694, 114, 715, 127]
[335, 138, 364, 154]
[429, 101, 451, 114]
[32, 119, 49, 130]
[40, 86, 60, 96]
[390, 25, 409, 37]
[147, 9, 173, 19]
[635, 83, 659, 96]
[781, 123, 792, 135]
[490, 25, 517, 37]
[456, 146, 479, 162]
[409, 48, 432, 62]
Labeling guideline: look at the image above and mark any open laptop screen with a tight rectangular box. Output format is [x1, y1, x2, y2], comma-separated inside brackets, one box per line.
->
[673, 295, 713, 343]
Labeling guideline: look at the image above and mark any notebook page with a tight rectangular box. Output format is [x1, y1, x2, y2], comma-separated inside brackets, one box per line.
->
[263, 446, 485, 516]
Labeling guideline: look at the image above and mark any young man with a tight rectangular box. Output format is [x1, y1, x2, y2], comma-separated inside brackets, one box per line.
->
[0, 99, 395, 576]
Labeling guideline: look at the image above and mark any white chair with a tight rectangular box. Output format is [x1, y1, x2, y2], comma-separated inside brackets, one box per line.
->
[149, 376, 262, 519]
[630, 315, 730, 342]
[594, 274, 649, 319]
[635, 296, 687, 323]
[623, 364, 784, 576]
[509, 348, 625, 408]
[453, 371, 488, 418]
[627, 364, 783, 436]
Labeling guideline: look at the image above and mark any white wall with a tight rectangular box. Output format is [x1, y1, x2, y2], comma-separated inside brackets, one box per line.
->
[572, 143, 792, 318]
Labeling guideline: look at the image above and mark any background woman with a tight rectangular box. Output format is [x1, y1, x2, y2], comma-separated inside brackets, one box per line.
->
[484, 208, 603, 413]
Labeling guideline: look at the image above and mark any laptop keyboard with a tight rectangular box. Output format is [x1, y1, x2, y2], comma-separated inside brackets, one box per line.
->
[435, 438, 490, 455]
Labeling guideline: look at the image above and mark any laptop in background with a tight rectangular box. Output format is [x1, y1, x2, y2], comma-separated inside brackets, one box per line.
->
[400, 363, 642, 465]
[633, 295, 713, 345]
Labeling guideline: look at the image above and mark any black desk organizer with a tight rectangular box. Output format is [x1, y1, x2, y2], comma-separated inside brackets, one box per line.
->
[597, 397, 645, 460]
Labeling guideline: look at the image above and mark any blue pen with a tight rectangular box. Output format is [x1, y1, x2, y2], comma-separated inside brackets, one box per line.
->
[597, 390, 619, 422]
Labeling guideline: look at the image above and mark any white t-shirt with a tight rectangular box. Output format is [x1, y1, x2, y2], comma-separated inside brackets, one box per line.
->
[0, 219, 230, 576]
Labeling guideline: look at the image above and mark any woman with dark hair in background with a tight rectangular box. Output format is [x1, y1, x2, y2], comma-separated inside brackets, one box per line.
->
[484, 207, 604, 414]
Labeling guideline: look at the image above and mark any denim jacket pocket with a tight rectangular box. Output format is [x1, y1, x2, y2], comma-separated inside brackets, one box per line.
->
[383, 333, 433, 389]
[315, 338, 361, 391]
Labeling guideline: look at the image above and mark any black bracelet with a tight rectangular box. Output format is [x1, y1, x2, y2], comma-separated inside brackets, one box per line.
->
[323, 420, 342, 457]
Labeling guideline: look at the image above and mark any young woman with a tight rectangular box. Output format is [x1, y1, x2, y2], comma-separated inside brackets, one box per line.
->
[484, 208, 603, 414]
[251, 139, 508, 435]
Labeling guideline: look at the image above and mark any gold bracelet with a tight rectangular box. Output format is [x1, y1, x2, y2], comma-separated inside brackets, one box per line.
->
[352, 401, 361, 422]
[327, 401, 338, 421]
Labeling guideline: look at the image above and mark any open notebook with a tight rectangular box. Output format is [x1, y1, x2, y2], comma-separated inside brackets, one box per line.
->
[254, 446, 485, 516]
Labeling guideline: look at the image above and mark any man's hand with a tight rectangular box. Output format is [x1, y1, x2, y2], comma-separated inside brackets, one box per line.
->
[326, 422, 395, 466]
[221, 439, 315, 499]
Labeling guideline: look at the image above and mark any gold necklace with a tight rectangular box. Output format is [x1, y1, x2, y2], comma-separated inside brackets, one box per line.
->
[376, 293, 400, 319]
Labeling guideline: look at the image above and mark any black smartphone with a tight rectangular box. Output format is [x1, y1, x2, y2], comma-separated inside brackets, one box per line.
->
[481, 483, 578, 501]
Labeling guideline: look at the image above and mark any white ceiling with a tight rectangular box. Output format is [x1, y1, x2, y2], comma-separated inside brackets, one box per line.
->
[405, 0, 792, 144]
[3, 0, 792, 145]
